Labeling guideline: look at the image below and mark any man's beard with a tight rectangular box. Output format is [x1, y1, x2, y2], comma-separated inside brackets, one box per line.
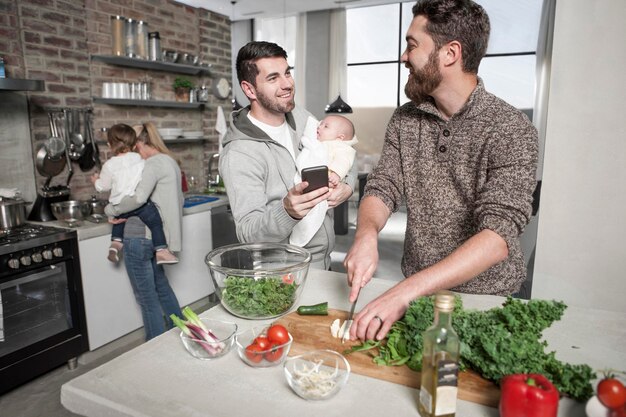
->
[404, 49, 442, 105]
[255, 88, 295, 114]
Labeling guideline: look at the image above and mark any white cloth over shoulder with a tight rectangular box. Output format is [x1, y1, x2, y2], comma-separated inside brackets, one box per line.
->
[290, 116, 329, 247]
[215, 105, 227, 153]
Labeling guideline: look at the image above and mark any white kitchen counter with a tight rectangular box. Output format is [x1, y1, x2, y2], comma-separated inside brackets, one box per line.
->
[61, 270, 626, 417]
[40, 194, 229, 241]
[71, 194, 230, 351]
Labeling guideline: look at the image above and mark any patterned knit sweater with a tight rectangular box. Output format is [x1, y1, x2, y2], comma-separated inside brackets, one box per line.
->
[364, 79, 538, 295]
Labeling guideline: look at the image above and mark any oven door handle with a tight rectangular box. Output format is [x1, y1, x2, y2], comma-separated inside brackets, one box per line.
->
[0, 265, 64, 290]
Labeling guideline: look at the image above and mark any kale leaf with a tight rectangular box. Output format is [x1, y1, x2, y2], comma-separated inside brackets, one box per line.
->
[347, 296, 594, 402]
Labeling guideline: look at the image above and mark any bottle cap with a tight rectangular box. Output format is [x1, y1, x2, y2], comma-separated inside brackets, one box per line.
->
[434, 290, 455, 312]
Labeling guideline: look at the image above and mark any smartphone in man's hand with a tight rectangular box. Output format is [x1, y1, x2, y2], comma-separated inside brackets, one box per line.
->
[301, 165, 329, 193]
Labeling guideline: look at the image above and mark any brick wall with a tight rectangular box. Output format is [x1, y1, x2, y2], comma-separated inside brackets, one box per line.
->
[0, 0, 232, 200]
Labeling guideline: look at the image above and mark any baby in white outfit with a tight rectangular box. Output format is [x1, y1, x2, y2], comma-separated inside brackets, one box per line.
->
[290, 115, 358, 247]
[316, 115, 358, 188]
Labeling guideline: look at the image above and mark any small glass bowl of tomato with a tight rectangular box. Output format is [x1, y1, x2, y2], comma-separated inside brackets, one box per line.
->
[235, 324, 293, 368]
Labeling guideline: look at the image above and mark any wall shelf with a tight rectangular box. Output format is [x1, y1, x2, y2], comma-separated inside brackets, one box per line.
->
[93, 97, 205, 109]
[0, 78, 45, 91]
[91, 55, 212, 76]
[163, 138, 209, 144]
[96, 137, 209, 145]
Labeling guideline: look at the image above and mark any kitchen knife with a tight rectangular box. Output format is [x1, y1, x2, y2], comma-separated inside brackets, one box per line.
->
[342, 291, 359, 343]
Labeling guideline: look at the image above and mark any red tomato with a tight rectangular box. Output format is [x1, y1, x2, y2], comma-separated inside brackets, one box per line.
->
[610, 405, 626, 417]
[267, 324, 290, 345]
[598, 377, 626, 410]
[282, 273, 295, 284]
[264, 344, 284, 362]
[253, 336, 271, 350]
[244, 344, 263, 363]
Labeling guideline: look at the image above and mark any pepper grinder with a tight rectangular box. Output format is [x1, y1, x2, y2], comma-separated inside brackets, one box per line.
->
[198, 84, 209, 102]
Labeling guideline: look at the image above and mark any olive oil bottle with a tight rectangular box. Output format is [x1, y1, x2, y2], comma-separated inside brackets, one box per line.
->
[418, 291, 460, 417]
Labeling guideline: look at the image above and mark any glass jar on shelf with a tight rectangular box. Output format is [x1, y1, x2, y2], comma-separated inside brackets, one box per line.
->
[135, 21, 149, 60]
[110, 16, 126, 56]
[125, 18, 137, 58]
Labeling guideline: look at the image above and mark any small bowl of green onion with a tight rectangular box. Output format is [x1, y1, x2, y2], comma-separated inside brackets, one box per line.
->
[172, 307, 237, 360]
[205, 243, 312, 320]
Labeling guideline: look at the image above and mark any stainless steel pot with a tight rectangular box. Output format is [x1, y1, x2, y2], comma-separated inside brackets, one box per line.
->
[86, 195, 107, 215]
[84, 195, 108, 223]
[0, 197, 28, 229]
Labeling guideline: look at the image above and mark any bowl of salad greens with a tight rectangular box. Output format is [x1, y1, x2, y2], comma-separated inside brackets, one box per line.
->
[205, 242, 312, 319]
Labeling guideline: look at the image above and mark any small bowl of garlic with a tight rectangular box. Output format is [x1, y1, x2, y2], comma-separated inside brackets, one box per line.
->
[283, 349, 351, 400]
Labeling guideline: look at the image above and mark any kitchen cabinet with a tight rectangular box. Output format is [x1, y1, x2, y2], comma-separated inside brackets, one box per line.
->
[77, 209, 215, 350]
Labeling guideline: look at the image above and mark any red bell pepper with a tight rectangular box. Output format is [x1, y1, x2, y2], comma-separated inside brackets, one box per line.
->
[499, 373, 559, 417]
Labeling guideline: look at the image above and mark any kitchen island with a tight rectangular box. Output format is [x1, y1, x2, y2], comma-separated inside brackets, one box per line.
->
[61, 269, 626, 417]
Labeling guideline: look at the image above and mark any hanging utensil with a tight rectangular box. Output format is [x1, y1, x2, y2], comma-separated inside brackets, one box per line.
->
[35, 144, 66, 178]
[63, 109, 75, 186]
[91, 116, 101, 170]
[78, 110, 97, 171]
[68, 109, 84, 161]
[45, 112, 66, 160]
[70, 109, 85, 149]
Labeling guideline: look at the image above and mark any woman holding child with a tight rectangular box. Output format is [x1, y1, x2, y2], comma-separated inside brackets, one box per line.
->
[103, 122, 184, 340]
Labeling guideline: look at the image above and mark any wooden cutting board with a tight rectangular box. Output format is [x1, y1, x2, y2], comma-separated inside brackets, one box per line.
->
[276, 309, 500, 408]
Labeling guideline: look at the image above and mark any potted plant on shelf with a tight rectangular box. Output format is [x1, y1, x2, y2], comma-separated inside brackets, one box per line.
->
[173, 77, 194, 102]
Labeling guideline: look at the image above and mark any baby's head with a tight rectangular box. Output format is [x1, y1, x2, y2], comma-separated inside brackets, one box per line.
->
[107, 124, 137, 155]
[317, 115, 355, 142]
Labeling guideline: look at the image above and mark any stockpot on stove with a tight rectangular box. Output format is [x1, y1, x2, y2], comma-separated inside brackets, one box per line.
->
[0, 197, 29, 230]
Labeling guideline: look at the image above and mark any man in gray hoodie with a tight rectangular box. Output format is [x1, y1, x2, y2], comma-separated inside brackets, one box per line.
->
[219, 41, 357, 269]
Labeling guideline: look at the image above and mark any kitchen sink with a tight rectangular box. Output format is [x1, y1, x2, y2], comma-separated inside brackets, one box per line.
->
[183, 194, 219, 208]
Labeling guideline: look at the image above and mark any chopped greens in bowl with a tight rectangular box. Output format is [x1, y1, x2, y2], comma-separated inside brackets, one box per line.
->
[206, 242, 311, 319]
[221, 275, 298, 317]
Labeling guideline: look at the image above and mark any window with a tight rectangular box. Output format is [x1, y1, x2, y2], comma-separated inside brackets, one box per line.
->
[346, 0, 543, 109]
[254, 15, 298, 69]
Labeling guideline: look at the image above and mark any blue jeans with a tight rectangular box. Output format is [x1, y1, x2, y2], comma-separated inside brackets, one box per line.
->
[112, 201, 167, 250]
[123, 237, 182, 340]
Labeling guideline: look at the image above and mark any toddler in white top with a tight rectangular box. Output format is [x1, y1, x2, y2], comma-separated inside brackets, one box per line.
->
[90, 124, 178, 265]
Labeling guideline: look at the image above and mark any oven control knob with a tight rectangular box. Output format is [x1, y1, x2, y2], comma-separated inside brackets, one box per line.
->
[20, 255, 32, 266]
[53, 247, 63, 257]
[42, 249, 53, 260]
[32, 252, 43, 263]
[8, 258, 20, 269]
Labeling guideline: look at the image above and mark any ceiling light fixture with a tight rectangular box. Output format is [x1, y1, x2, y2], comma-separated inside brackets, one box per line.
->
[325, 94, 352, 113]
[325, 10, 352, 114]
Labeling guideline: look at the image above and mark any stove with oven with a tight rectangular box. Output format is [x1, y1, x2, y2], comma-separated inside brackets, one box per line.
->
[0, 223, 88, 394]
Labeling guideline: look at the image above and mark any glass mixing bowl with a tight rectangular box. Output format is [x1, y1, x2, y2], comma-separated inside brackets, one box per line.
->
[205, 242, 311, 319]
